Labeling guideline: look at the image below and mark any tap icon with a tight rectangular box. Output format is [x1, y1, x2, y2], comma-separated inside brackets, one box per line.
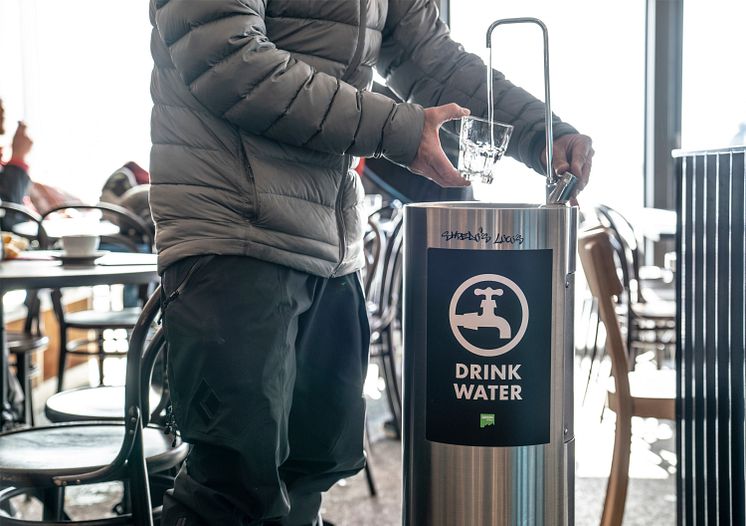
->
[452, 287, 512, 339]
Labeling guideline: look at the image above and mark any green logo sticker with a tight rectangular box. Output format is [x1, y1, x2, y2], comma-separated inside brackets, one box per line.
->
[480, 413, 496, 428]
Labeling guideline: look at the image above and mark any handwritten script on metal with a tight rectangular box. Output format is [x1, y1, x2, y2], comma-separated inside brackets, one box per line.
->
[441, 228, 524, 246]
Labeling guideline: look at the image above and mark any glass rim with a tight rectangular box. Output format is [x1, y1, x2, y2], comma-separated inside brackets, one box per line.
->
[461, 115, 514, 130]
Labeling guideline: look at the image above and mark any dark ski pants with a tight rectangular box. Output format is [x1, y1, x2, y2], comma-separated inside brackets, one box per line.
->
[160, 255, 370, 525]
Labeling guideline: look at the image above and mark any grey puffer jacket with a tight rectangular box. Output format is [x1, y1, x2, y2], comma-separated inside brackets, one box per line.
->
[149, 0, 577, 276]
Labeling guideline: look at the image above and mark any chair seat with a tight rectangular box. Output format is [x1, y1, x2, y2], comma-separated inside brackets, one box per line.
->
[0, 423, 187, 487]
[631, 299, 676, 320]
[639, 265, 668, 282]
[64, 307, 142, 329]
[45, 385, 162, 423]
[6, 332, 49, 354]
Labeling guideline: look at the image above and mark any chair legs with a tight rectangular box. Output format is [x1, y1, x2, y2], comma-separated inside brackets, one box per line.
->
[57, 326, 111, 392]
[581, 300, 602, 405]
[378, 327, 402, 439]
[363, 462, 378, 498]
[14, 352, 35, 426]
[97, 331, 106, 387]
[41, 487, 66, 521]
[600, 410, 632, 526]
[363, 431, 378, 498]
[385, 327, 402, 430]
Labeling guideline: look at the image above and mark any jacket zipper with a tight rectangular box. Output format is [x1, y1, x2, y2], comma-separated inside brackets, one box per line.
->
[342, 0, 367, 82]
[237, 135, 259, 221]
[330, 156, 351, 277]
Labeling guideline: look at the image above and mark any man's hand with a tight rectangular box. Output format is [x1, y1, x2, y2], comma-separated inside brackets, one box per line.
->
[542, 133, 593, 205]
[409, 103, 470, 188]
[11, 121, 33, 164]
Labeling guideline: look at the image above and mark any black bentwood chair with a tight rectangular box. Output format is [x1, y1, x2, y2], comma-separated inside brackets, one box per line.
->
[366, 207, 405, 438]
[0, 288, 187, 525]
[39, 202, 155, 392]
[0, 202, 49, 426]
[594, 205, 676, 366]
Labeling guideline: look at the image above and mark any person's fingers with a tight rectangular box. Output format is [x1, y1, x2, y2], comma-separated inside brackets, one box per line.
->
[433, 155, 470, 187]
[580, 154, 592, 189]
[430, 148, 469, 187]
[551, 143, 569, 176]
[554, 161, 570, 176]
[436, 103, 470, 125]
[567, 140, 593, 203]
[570, 142, 593, 187]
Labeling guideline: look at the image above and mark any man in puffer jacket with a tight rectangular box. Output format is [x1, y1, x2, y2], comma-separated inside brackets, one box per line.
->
[150, 1, 593, 524]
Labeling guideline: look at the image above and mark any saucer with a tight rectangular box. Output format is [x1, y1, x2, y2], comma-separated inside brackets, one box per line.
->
[52, 250, 110, 265]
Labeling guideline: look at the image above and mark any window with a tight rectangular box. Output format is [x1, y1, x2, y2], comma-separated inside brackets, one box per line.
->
[449, 0, 646, 207]
[681, 0, 746, 149]
[0, 0, 152, 203]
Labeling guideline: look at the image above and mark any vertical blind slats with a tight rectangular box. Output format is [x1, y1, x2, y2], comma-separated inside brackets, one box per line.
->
[677, 148, 746, 526]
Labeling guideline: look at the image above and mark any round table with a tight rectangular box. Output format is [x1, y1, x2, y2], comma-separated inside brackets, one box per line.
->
[0, 252, 158, 429]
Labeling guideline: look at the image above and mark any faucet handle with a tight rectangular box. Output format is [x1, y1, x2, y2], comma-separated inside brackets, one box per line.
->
[547, 172, 577, 205]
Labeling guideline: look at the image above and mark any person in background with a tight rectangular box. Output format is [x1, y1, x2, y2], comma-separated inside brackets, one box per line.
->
[99, 161, 154, 308]
[100, 161, 154, 234]
[0, 98, 82, 220]
[26, 181, 83, 214]
[99, 161, 150, 204]
[150, 1, 593, 525]
[0, 98, 34, 230]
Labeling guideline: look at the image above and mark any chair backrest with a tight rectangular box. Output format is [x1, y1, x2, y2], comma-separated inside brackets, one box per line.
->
[40, 202, 154, 253]
[578, 227, 632, 405]
[373, 212, 404, 332]
[363, 216, 385, 299]
[0, 202, 47, 246]
[595, 204, 645, 303]
[52, 288, 165, 525]
[1, 203, 46, 335]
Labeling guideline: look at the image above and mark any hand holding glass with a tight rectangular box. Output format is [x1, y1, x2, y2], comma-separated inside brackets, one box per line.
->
[457, 116, 513, 184]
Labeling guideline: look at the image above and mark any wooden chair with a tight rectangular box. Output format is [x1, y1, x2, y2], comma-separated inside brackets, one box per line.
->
[578, 227, 675, 526]
[0, 288, 187, 525]
[0, 202, 49, 426]
[39, 202, 155, 391]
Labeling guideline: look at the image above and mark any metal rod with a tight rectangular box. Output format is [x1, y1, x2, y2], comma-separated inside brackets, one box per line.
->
[486, 17, 557, 201]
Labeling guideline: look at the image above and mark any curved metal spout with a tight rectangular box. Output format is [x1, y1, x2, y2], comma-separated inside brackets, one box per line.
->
[486, 18, 561, 202]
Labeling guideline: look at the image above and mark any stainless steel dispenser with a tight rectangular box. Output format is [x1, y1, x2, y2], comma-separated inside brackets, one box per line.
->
[402, 18, 577, 526]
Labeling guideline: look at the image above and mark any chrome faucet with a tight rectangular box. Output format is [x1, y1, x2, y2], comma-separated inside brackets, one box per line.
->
[486, 18, 577, 205]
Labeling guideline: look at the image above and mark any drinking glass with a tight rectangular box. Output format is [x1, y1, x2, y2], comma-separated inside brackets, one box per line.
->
[457, 116, 513, 184]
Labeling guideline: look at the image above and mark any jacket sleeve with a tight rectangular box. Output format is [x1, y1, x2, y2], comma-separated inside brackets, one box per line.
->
[0, 164, 32, 230]
[152, 0, 423, 166]
[0, 164, 31, 205]
[377, 0, 578, 174]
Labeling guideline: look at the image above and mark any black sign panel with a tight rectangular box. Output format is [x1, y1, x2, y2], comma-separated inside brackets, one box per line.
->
[426, 248, 553, 447]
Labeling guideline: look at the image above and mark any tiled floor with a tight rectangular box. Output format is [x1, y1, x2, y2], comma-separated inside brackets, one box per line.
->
[11, 353, 676, 525]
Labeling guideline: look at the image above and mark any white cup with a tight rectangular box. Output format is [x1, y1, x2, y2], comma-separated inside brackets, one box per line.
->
[61, 235, 100, 257]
